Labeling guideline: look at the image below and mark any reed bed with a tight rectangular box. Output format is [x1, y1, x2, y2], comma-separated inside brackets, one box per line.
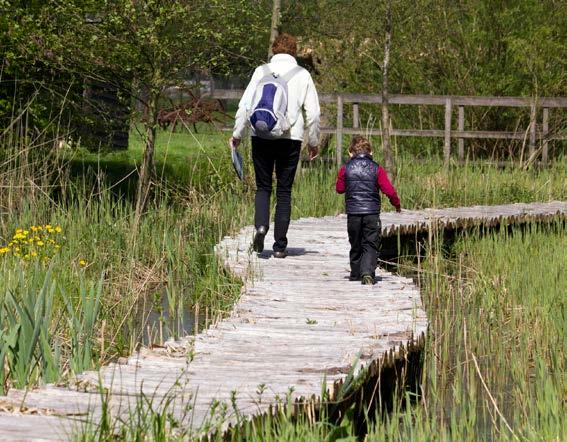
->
[1, 121, 565, 411]
[360, 221, 566, 441]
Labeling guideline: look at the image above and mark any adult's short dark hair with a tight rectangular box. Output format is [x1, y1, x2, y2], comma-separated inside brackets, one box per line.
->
[272, 33, 297, 57]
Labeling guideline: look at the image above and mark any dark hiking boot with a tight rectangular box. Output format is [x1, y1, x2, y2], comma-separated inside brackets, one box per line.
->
[273, 250, 288, 259]
[253, 226, 267, 253]
[361, 275, 375, 285]
[349, 274, 361, 281]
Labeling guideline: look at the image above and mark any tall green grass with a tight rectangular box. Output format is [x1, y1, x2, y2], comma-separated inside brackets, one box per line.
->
[363, 222, 566, 441]
[295, 154, 567, 216]
[1, 121, 565, 395]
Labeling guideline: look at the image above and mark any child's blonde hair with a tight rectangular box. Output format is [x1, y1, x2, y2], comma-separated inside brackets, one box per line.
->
[348, 135, 372, 156]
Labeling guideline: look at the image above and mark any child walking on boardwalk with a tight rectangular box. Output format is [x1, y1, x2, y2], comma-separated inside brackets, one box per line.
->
[336, 136, 401, 285]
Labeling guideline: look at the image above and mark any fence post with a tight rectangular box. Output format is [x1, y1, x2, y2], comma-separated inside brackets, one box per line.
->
[458, 105, 465, 163]
[444, 98, 452, 167]
[352, 103, 359, 130]
[336, 95, 344, 166]
[529, 100, 537, 160]
[542, 107, 549, 165]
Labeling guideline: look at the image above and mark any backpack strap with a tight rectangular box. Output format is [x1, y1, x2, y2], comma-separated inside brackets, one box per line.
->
[282, 66, 303, 82]
[258, 64, 301, 82]
[259, 64, 272, 77]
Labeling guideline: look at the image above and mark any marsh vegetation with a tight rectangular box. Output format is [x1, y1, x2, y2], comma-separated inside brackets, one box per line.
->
[1, 117, 565, 440]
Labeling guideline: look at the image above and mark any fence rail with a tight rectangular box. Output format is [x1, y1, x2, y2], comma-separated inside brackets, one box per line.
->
[210, 89, 567, 166]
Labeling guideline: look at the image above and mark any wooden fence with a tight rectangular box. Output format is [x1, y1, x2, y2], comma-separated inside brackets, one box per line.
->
[210, 90, 567, 166]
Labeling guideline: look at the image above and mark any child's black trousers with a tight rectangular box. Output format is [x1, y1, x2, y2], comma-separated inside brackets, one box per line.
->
[347, 214, 381, 279]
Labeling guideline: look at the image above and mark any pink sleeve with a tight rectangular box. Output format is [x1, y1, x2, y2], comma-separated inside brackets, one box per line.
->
[377, 166, 401, 209]
[336, 165, 346, 194]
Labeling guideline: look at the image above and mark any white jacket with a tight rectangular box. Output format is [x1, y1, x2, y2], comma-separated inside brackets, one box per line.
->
[232, 54, 321, 147]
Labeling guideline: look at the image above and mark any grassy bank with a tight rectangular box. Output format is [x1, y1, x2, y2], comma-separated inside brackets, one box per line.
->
[1, 125, 565, 396]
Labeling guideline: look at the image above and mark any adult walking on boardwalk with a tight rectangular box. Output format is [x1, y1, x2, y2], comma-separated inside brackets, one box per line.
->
[230, 33, 321, 258]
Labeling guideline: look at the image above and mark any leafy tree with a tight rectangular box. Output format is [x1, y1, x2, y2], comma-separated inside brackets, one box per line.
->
[10, 0, 269, 222]
[282, 0, 565, 158]
[284, 0, 565, 97]
[268, 0, 282, 58]
[0, 1, 85, 140]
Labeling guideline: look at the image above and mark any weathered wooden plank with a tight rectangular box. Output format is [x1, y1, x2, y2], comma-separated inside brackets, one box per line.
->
[444, 98, 452, 167]
[0, 413, 78, 441]
[211, 89, 567, 108]
[542, 107, 549, 165]
[529, 100, 537, 158]
[458, 105, 465, 161]
[336, 95, 344, 165]
[319, 127, 547, 140]
[352, 103, 360, 129]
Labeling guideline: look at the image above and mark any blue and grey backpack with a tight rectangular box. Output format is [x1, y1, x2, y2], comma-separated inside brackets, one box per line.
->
[248, 64, 302, 139]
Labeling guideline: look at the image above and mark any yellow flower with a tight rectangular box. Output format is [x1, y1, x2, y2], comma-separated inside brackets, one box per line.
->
[31, 226, 38, 232]
[79, 259, 88, 267]
[31, 251, 38, 257]
[0, 247, 10, 254]
[16, 229, 23, 234]
[55, 226, 62, 233]
[37, 241, 45, 247]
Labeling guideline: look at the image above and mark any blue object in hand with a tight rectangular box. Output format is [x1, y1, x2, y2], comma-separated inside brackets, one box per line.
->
[231, 148, 244, 180]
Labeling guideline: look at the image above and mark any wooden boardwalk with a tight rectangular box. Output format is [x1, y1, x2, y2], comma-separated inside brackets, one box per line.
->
[0, 202, 565, 441]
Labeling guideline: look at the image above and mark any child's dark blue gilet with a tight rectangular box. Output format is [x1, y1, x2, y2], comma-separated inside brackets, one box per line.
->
[345, 154, 381, 215]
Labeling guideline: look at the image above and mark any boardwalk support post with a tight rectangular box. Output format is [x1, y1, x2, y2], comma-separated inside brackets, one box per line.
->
[529, 100, 537, 160]
[444, 98, 452, 167]
[458, 105, 465, 163]
[542, 107, 549, 165]
[336, 95, 344, 165]
[353, 103, 359, 130]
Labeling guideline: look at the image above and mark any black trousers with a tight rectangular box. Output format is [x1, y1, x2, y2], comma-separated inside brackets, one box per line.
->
[251, 136, 301, 252]
[347, 214, 381, 279]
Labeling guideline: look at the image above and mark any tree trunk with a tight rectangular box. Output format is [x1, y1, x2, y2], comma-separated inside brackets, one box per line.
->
[268, 0, 281, 59]
[381, 1, 395, 172]
[134, 94, 157, 228]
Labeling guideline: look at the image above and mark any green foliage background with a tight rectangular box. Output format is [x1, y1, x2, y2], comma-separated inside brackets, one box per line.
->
[1, 0, 565, 158]
[283, 0, 566, 97]
[0, 0, 271, 148]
